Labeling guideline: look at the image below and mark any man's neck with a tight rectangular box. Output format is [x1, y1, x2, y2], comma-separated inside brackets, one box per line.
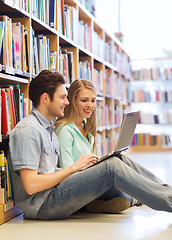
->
[36, 106, 53, 123]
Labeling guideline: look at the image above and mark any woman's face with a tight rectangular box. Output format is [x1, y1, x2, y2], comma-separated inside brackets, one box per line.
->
[75, 88, 96, 120]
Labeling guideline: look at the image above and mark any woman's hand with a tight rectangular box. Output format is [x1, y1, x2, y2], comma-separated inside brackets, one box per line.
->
[72, 153, 99, 171]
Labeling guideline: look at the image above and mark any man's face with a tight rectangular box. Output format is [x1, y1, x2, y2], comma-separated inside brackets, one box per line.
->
[47, 84, 69, 119]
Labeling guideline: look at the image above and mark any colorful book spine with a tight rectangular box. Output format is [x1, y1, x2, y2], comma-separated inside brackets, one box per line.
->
[50, 0, 56, 28]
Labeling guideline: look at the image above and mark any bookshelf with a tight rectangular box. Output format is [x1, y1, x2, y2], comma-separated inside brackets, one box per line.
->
[129, 58, 172, 151]
[0, 0, 131, 223]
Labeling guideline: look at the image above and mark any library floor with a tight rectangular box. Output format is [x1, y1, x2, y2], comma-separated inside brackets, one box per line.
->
[1, 151, 172, 240]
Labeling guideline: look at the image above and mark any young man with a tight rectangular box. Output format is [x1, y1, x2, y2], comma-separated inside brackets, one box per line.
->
[9, 70, 98, 219]
[9, 70, 172, 220]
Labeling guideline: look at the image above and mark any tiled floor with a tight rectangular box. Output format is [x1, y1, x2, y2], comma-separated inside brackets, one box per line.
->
[1, 151, 172, 240]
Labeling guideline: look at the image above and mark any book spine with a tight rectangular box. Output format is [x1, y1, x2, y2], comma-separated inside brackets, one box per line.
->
[50, 0, 55, 28]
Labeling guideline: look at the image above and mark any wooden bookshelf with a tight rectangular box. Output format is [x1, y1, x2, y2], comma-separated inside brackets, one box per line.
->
[0, 0, 131, 222]
[0, 206, 23, 225]
[130, 145, 172, 152]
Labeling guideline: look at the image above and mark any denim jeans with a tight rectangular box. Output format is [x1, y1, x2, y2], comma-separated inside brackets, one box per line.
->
[37, 154, 172, 220]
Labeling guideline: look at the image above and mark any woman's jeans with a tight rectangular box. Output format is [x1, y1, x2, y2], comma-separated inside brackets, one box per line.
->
[37, 154, 172, 220]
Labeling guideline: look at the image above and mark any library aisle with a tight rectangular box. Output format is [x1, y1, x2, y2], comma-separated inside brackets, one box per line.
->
[1, 151, 172, 240]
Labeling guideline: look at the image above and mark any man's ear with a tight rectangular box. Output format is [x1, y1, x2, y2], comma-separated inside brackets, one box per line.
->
[41, 92, 50, 104]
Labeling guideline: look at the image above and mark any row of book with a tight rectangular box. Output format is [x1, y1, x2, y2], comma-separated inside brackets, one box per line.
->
[0, 15, 29, 73]
[32, 0, 50, 25]
[0, 16, 130, 83]
[104, 134, 114, 156]
[1, 85, 28, 135]
[104, 70, 127, 101]
[59, 47, 92, 84]
[104, 103, 121, 127]
[78, 20, 92, 52]
[78, 0, 96, 16]
[132, 133, 172, 148]
[120, 52, 131, 79]
[6, 0, 30, 12]
[32, 1, 78, 42]
[0, 150, 13, 212]
[93, 68, 128, 101]
[138, 111, 172, 124]
[96, 100, 121, 130]
[59, 48, 75, 84]
[79, 60, 92, 81]
[96, 100, 105, 129]
[133, 67, 172, 81]
[95, 132, 103, 158]
[13, 0, 95, 18]
[1, 2, 131, 79]
[130, 89, 172, 103]
[104, 41, 113, 65]
[96, 130, 119, 158]
[92, 32, 127, 73]
[32, 30, 57, 75]
[92, 31, 104, 60]
[31, 0, 109, 64]
[92, 68, 103, 93]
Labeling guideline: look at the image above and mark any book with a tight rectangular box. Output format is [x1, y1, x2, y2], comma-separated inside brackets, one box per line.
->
[32, 30, 39, 75]
[57, 0, 62, 33]
[3, 200, 13, 212]
[61, 0, 66, 35]
[8, 86, 17, 127]
[45, 0, 50, 25]
[67, 51, 75, 83]
[0, 151, 5, 205]
[0, 89, 2, 137]
[1, 89, 11, 134]
[7, 17, 13, 68]
[5, 89, 14, 129]
[25, 28, 29, 73]
[13, 84, 21, 123]
[61, 49, 69, 83]
[32, 0, 37, 17]
[0, 16, 9, 66]
[64, 4, 71, 38]
[50, 0, 56, 28]
[12, 22, 22, 70]
[20, 93, 24, 119]
[21, 24, 26, 72]
[50, 51, 57, 70]
[0, 20, 5, 61]
[0, 152, 13, 208]
[5, 158, 12, 201]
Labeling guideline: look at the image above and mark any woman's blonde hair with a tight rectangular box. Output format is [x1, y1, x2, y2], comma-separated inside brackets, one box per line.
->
[55, 79, 97, 141]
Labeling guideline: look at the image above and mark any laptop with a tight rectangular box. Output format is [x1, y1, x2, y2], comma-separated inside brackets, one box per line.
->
[83, 111, 140, 169]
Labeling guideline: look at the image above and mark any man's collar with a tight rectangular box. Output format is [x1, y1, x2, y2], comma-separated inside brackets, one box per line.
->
[31, 107, 52, 129]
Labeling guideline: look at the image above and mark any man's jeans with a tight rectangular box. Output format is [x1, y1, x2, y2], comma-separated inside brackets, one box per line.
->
[37, 154, 172, 220]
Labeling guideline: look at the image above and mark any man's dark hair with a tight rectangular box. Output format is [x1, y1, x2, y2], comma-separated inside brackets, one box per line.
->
[29, 70, 66, 107]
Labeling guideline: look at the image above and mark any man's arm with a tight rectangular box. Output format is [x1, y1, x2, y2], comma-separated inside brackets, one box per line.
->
[19, 153, 98, 195]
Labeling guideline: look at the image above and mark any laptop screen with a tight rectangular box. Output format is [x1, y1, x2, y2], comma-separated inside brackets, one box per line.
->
[115, 111, 140, 152]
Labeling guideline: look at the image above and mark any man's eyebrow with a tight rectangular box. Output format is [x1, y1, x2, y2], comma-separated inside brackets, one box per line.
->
[80, 97, 96, 99]
[60, 93, 68, 96]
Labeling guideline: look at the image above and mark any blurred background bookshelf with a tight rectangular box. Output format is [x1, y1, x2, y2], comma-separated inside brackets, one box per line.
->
[129, 58, 172, 151]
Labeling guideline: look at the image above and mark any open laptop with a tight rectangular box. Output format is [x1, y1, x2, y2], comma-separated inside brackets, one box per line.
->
[83, 111, 140, 169]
